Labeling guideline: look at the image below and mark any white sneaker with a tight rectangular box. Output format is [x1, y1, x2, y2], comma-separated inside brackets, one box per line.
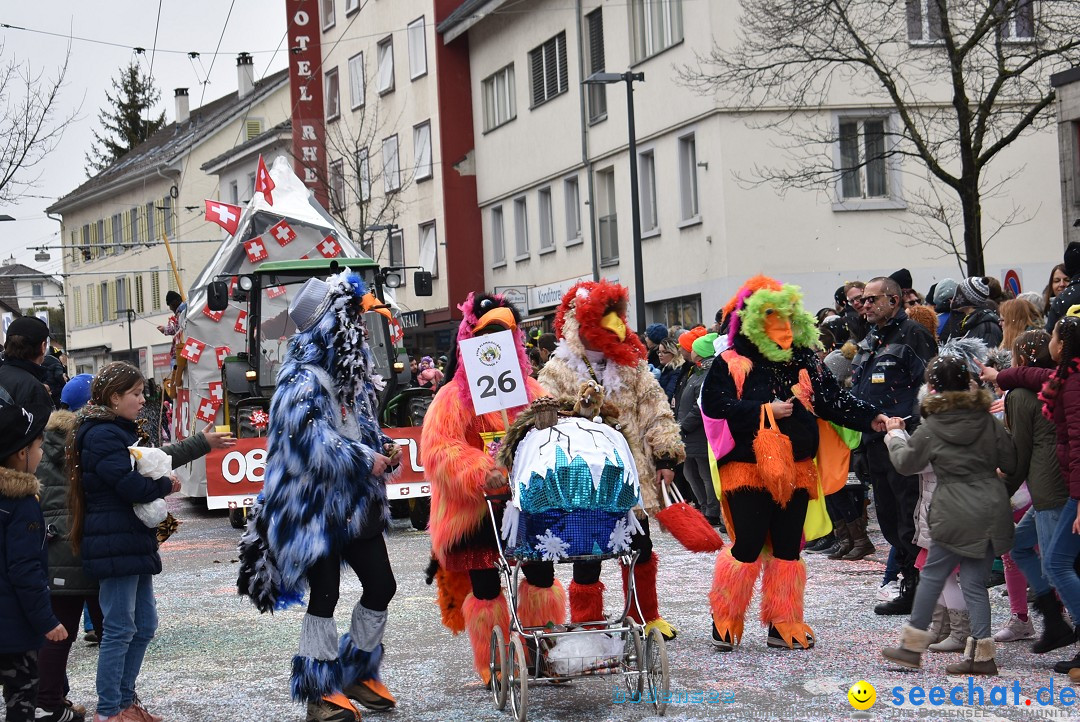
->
[876, 580, 900, 602]
[993, 613, 1036, 642]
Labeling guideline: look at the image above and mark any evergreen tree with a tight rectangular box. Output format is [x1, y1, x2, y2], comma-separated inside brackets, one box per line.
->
[85, 62, 165, 175]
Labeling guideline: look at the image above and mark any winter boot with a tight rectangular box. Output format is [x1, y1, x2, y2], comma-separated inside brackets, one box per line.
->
[945, 637, 999, 675]
[708, 548, 762, 651]
[1052, 628, 1080, 674]
[462, 593, 510, 685]
[622, 553, 677, 640]
[759, 557, 815, 649]
[928, 604, 951, 644]
[929, 609, 971, 653]
[569, 580, 605, 626]
[824, 522, 853, 559]
[340, 603, 396, 711]
[875, 570, 917, 615]
[291, 614, 344, 704]
[882, 624, 935, 669]
[840, 514, 876, 561]
[804, 533, 835, 553]
[518, 578, 567, 629]
[1032, 592, 1076, 654]
[305, 694, 361, 722]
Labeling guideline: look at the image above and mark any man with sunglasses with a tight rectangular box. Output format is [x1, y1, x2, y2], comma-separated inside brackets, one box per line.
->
[850, 276, 938, 616]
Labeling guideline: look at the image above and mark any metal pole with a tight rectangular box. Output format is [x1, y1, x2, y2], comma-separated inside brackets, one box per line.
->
[625, 73, 645, 333]
[127, 309, 134, 357]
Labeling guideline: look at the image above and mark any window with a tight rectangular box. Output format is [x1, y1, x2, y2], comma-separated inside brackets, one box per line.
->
[146, 201, 156, 242]
[538, 187, 554, 251]
[348, 52, 365, 109]
[161, 196, 173, 237]
[564, 176, 581, 243]
[357, 148, 371, 201]
[329, 158, 345, 212]
[999, 0, 1035, 41]
[513, 197, 529, 258]
[482, 65, 516, 132]
[115, 276, 129, 314]
[95, 219, 105, 258]
[418, 221, 438, 277]
[630, 0, 684, 62]
[325, 68, 340, 120]
[321, 0, 335, 30]
[639, 150, 658, 233]
[906, 0, 943, 43]
[345, 0, 359, 14]
[407, 17, 427, 80]
[678, 134, 699, 221]
[389, 229, 405, 280]
[73, 286, 81, 326]
[229, 180, 239, 205]
[585, 9, 607, 123]
[168, 269, 178, 293]
[529, 32, 568, 108]
[491, 206, 506, 266]
[80, 224, 90, 260]
[87, 286, 96, 325]
[151, 269, 161, 310]
[31, 282, 43, 298]
[134, 274, 144, 314]
[69, 230, 79, 266]
[111, 213, 123, 254]
[657, 294, 702, 329]
[597, 168, 618, 265]
[100, 281, 111, 321]
[413, 121, 432, 181]
[377, 37, 395, 95]
[130, 207, 140, 247]
[382, 135, 400, 192]
[837, 116, 889, 200]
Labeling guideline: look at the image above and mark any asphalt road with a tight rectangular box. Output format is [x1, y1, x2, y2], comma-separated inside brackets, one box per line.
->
[56, 497, 1080, 721]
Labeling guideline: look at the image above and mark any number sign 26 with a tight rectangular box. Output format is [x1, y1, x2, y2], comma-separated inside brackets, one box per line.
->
[458, 329, 529, 415]
[477, 370, 517, 398]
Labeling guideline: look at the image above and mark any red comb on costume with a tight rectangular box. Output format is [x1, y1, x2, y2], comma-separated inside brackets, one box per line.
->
[554, 279, 646, 367]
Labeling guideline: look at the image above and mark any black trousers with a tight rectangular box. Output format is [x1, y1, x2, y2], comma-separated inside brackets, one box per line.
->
[825, 485, 865, 524]
[0, 650, 37, 722]
[306, 534, 397, 617]
[864, 437, 920, 578]
[725, 488, 810, 562]
[470, 563, 555, 600]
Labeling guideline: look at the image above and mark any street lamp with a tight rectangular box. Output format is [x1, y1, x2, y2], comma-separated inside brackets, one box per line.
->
[582, 70, 646, 332]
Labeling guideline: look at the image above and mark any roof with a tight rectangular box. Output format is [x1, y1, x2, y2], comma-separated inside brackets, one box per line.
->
[1051, 66, 1080, 88]
[437, 0, 512, 42]
[0, 262, 60, 312]
[47, 68, 290, 214]
[201, 120, 292, 173]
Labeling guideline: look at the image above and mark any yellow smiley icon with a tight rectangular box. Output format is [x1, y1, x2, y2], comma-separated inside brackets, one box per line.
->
[848, 680, 876, 711]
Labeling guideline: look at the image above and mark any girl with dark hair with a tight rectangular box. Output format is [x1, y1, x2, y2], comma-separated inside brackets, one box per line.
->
[1043, 264, 1069, 315]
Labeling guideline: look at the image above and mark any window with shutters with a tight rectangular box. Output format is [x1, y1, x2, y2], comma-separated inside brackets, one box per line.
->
[413, 121, 432, 181]
[151, 270, 161, 310]
[407, 17, 427, 80]
[146, 201, 156, 243]
[161, 196, 173, 236]
[325, 68, 341, 121]
[357, 148, 371, 202]
[418, 221, 438, 277]
[95, 219, 105, 259]
[111, 213, 123, 254]
[513, 196, 529, 259]
[70, 230, 80, 266]
[73, 286, 82, 327]
[329, 158, 345, 212]
[639, 150, 658, 234]
[135, 274, 144, 314]
[245, 119, 263, 140]
[168, 271, 178, 293]
[491, 206, 506, 266]
[538, 187, 554, 252]
[130, 207, 140, 247]
[80, 225, 91, 261]
[377, 37, 395, 95]
[482, 65, 516, 132]
[585, 10, 607, 123]
[116, 277, 129, 315]
[348, 52, 365, 109]
[529, 32, 568, 108]
[630, 0, 684, 62]
[383, 135, 400, 192]
[321, 0, 335, 30]
[101, 281, 112, 321]
[906, 0, 944, 44]
[87, 286, 96, 325]
[564, 176, 582, 244]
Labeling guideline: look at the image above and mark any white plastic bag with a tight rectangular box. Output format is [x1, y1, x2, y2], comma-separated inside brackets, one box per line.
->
[129, 445, 173, 528]
[133, 499, 168, 527]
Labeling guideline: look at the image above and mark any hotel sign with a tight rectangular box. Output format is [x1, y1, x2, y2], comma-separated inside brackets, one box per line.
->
[286, 0, 329, 208]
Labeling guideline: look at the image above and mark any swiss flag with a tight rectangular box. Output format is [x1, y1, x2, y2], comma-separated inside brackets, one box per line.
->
[196, 397, 219, 424]
[215, 346, 231, 369]
[204, 200, 242, 235]
[317, 235, 342, 258]
[255, 155, 275, 206]
[243, 237, 269, 264]
[269, 219, 296, 247]
[266, 285, 287, 299]
[234, 310, 249, 335]
[202, 306, 224, 322]
[208, 381, 224, 407]
[180, 337, 206, 364]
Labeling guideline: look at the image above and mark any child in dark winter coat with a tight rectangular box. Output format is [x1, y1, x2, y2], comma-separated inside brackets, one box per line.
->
[881, 355, 1017, 676]
[0, 399, 64, 722]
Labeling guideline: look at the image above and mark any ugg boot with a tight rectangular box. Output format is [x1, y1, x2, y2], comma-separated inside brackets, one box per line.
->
[1032, 592, 1077, 654]
[621, 553, 677, 640]
[882, 624, 936, 669]
[518, 579, 567, 629]
[569, 580, 605, 625]
[928, 604, 950, 644]
[825, 522, 853, 560]
[759, 557, 814, 649]
[929, 609, 970, 653]
[945, 637, 999, 675]
[340, 603, 396, 711]
[292, 614, 344, 703]
[841, 514, 876, 561]
[708, 548, 762, 651]
[463, 593, 510, 684]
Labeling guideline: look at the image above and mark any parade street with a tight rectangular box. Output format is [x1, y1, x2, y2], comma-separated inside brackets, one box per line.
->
[54, 497, 1080, 722]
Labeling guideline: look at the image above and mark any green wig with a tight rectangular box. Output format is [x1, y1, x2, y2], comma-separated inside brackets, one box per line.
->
[737, 284, 821, 362]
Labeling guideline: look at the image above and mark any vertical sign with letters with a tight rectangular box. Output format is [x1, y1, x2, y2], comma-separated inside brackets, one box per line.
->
[286, 0, 329, 208]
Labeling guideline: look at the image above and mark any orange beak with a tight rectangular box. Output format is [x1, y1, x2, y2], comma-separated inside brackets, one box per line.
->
[765, 314, 793, 350]
[473, 306, 517, 335]
[361, 292, 392, 321]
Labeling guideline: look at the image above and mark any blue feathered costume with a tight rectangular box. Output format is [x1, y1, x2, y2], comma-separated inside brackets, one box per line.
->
[237, 270, 398, 719]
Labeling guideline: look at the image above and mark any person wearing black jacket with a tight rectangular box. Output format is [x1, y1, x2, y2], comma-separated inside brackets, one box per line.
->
[1046, 242, 1080, 332]
[943, 277, 1003, 348]
[0, 317, 54, 412]
[850, 276, 937, 616]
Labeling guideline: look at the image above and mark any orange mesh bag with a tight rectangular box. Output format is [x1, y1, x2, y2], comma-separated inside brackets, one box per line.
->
[753, 403, 796, 500]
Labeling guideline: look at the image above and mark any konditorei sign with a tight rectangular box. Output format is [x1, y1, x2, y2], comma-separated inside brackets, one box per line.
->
[527, 274, 593, 311]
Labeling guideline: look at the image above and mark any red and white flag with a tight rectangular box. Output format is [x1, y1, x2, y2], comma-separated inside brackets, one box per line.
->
[208, 381, 224, 407]
[195, 397, 219, 424]
[243, 238, 269, 264]
[202, 306, 225, 322]
[180, 337, 206, 364]
[317, 235, 342, 258]
[204, 200, 242, 235]
[215, 346, 231, 369]
[255, 155, 275, 206]
[234, 310, 249, 335]
[266, 285, 287, 299]
[269, 219, 296, 247]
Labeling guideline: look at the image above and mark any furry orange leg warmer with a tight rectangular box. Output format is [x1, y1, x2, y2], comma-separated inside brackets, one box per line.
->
[709, 548, 762, 647]
[463, 593, 510, 683]
[517, 579, 567, 629]
[436, 565, 472, 634]
[759, 557, 814, 649]
[569, 580, 605, 625]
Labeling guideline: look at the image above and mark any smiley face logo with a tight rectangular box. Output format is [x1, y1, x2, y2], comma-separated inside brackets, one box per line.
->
[848, 680, 876, 711]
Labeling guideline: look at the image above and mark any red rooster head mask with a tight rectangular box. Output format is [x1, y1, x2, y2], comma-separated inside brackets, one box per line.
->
[553, 280, 646, 367]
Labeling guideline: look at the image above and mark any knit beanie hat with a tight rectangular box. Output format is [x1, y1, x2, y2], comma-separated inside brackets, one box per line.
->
[952, 276, 992, 310]
[645, 323, 668, 344]
[692, 333, 718, 360]
[931, 278, 957, 311]
[678, 326, 707, 353]
[889, 268, 913, 292]
[1065, 241, 1080, 278]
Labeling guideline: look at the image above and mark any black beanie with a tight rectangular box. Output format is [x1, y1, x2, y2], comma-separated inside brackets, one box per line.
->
[1065, 241, 1080, 278]
[889, 268, 913, 292]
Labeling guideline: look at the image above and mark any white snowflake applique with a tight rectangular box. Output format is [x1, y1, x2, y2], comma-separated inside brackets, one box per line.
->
[534, 529, 571, 561]
[607, 517, 632, 553]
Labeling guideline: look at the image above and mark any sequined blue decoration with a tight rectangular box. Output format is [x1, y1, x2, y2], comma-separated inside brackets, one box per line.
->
[519, 446, 638, 514]
[513, 509, 627, 560]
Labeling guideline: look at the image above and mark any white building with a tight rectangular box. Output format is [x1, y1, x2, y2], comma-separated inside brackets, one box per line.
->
[439, 0, 1065, 326]
[0, 257, 65, 342]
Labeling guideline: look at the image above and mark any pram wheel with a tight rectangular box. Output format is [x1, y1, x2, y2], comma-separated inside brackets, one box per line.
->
[490, 626, 507, 710]
[508, 634, 529, 722]
[644, 626, 670, 716]
[622, 622, 644, 696]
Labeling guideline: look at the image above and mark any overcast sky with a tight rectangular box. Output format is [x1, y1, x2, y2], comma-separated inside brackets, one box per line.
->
[0, 1, 288, 277]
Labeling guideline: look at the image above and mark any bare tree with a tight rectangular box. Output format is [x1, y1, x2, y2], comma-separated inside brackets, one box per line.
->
[681, 0, 1080, 276]
[0, 44, 78, 204]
